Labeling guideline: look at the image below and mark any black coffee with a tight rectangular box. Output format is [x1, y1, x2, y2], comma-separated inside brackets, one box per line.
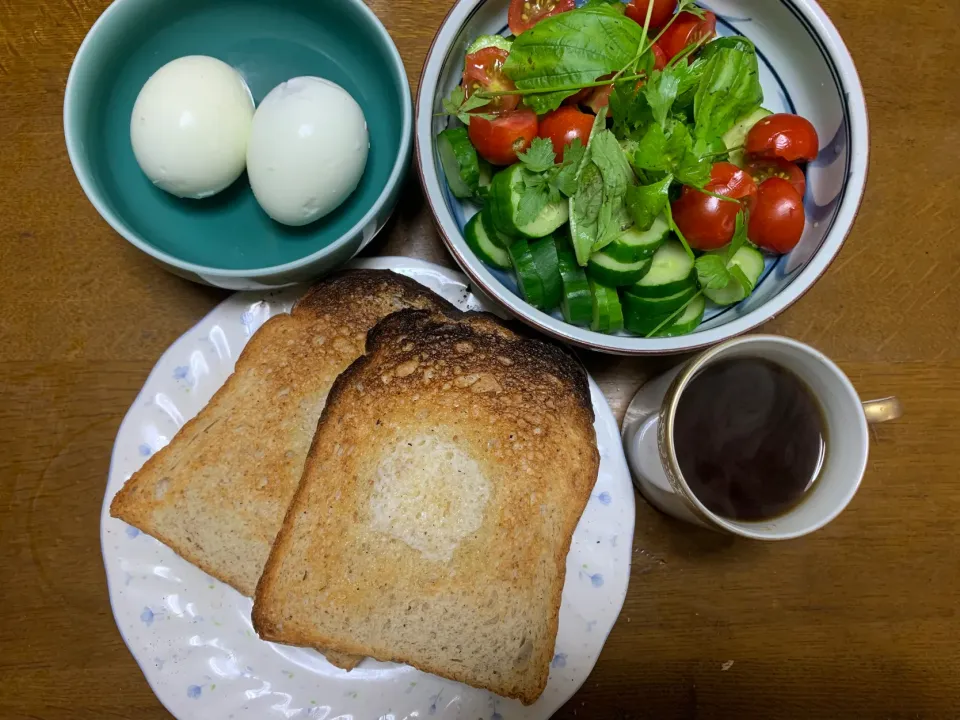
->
[673, 358, 826, 522]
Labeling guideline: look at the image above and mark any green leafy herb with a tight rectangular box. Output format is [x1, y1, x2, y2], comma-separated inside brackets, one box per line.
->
[664, 201, 694, 259]
[590, 130, 634, 199]
[642, 65, 682, 127]
[502, 3, 647, 114]
[726, 209, 749, 262]
[693, 46, 763, 143]
[694, 209, 753, 294]
[625, 174, 672, 230]
[554, 139, 586, 196]
[517, 137, 557, 173]
[695, 253, 731, 290]
[440, 86, 494, 124]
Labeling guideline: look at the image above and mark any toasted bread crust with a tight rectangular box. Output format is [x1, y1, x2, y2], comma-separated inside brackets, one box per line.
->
[109, 271, 455, 670]
[253, 310, 598, 704]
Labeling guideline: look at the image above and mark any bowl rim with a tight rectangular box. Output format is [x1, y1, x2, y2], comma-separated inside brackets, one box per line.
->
[415, 0, 870, 355]
[63, 0, 412, 279]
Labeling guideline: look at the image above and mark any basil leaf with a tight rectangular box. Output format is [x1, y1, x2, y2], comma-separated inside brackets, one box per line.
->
[503, 4, 647, 115]
[694, 47, 764, 143]
[626, 175, 672, 231]
[571, 162, 604, 265]
[590, 130, 634, 199]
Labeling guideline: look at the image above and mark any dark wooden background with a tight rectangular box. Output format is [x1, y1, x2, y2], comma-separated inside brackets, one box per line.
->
[1, 0, 958, 718]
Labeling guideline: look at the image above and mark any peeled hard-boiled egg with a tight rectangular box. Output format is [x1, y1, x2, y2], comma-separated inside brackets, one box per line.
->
[130, 55, 255, 199]
[246, 77, 369, 227]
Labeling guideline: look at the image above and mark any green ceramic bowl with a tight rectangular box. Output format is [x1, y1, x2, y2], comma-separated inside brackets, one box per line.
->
[65, 0, 410, 289]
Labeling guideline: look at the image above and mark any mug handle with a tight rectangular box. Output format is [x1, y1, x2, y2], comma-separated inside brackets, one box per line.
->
[862, 396, 903, 424]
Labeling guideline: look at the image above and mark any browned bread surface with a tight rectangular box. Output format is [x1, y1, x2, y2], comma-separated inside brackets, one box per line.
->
[252, 309, 598, 704]
[109, 271, 455, 669]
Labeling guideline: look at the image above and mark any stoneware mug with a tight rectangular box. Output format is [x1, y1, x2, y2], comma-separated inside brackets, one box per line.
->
[621, 335, 902, 540]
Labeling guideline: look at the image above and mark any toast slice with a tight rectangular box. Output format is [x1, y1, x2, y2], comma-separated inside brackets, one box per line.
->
[110, 270, 455, 670]
[252, 309, 599, 704]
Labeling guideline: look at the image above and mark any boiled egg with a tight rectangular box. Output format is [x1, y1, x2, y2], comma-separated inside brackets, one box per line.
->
[130, 55, 255, 199]
[246, 77, 369, 227]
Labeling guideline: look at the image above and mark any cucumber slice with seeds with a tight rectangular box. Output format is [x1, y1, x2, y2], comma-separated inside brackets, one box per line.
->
[490, 164, 569, 238]
[605, 216, 670, 263]
[437, 128, 480, 199]
[587, 251, 653, 287]
[529, 236, 563, 310]
[702, 246, 766, 306]
[466, 34, 513, 54]
[464, 212, 511, 270]
[631, 239, 697, 298]
[654, 294, 706, 337]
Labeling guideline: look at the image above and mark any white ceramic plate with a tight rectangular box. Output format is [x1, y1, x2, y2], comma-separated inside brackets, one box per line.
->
[415, 0, 868, 354]
[102, 257, 635, 720]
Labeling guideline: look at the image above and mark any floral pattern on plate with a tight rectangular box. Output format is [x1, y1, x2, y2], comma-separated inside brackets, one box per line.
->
[101, 257, 635, 720]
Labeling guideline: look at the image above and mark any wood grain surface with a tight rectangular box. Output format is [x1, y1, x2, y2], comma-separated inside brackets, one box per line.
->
[1, 1, 958, 718]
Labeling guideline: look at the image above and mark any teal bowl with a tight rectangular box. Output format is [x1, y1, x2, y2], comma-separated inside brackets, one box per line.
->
[65, 0, 411, 289]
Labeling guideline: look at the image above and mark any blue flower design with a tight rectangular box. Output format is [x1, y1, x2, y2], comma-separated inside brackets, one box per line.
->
[173, 365, 189, 381]
[187, 685, 202, 699]
[597, 491, 612, 505]
[551, 652, 567, 668]
[140, 607, 155, 626]
[125, 526, 141, 539]
[586, 620, 598, 632]
[579, 570, 605, 587]
[428, 689, 442, 715]
[138, 443, 152, 457]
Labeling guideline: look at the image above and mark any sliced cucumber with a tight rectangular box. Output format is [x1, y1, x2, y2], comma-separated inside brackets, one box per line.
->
[481, 206, 513, 249]
[464, 212, 511, 270]
[654, 295, 706, 337]
[557, 242, 592, 326]
[631, 239, 697, 298]
[466, 34, 513, 55]
[724, 107, 773, 167]
[529, 236, 563, 310]
[508, 239, 546, 309]
[702, 245, 766, 306]
[589, 279, 624, 333]
[622, 285, 699, 335]
[437, 128, 480, 199]
[476, 159, 493, 199]
[587, 251, 652, 287]
[605, 216, 670, 263]
[490, 164, 569, 238]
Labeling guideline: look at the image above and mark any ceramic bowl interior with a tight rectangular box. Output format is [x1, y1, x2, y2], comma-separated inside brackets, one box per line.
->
[417, 0, 867, 354]
[65, 0, 409, 278]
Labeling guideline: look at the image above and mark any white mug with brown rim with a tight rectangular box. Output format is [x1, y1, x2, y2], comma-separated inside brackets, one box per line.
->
[621, 335, 902, 540]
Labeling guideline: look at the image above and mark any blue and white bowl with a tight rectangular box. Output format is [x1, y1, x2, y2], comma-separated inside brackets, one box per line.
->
[416, 0, 868, 355]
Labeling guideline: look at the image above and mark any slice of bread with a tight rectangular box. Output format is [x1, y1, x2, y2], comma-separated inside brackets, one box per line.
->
[110, 270, 455, 670]
[252, 309, 599, 704]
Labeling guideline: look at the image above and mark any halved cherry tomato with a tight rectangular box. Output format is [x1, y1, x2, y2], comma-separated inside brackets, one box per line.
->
[463, 47, 520, 113]
[651, 42, 668, 71]
[671, 162, 757, 250]
[746, 113, 820, 163]
[538, 107, 594, 162]
[584, 73, 616, 114]
[469, 110, 538, 166]
[745, 158, 806, 199]
[625, 0, 678, 30]
[508, 0, 575, 35]
[749, 177, 805, 253]
[659, 10, 717, 62]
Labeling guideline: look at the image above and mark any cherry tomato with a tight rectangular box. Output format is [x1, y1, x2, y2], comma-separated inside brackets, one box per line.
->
[625, 0, 678, 30]
[745, 158, 806, 199]
[584, 72, 616, 114]
[578, 45, 665, 113]
[749, 177, 806, 253]
[508, 0, 575, 35]
[671, 162, 757, 250]
[651, 42, 668, 71]
[463, 47, 520, 113]
[469, 110, 538, 166]
[538, 107, 594, 162]
[563, 86, 594, 106]
[746, 113, 820, 163]
[659, 10, 717, 62]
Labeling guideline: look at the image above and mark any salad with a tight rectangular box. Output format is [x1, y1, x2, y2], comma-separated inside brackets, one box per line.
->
[436, 0, 820, 337]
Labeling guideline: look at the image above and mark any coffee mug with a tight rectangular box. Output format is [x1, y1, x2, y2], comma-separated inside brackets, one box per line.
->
[621, 335, 902, 540]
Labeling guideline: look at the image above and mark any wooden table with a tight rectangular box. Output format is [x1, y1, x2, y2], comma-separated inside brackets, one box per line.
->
[1, 1, 958, 718]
